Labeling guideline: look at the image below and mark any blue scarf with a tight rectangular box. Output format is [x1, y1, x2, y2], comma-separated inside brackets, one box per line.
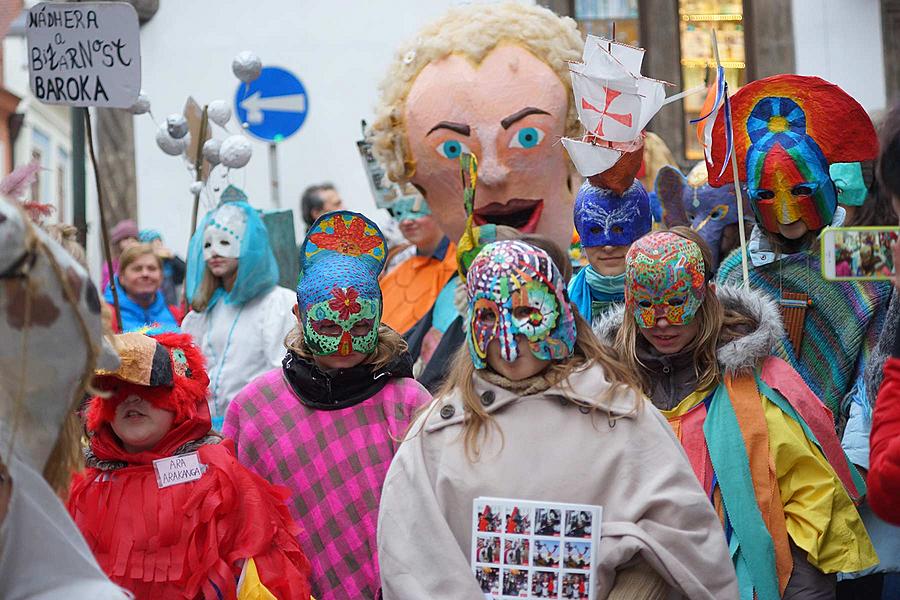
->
[103, 277, 179, 333]
[567, 266, 624, 322]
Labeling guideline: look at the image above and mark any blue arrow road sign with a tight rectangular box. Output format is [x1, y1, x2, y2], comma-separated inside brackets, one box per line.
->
[235, 66, 308, 142]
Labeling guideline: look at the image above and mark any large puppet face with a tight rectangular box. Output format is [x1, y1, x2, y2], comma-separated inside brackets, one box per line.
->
[466, 240, 576, 369]
[404, 45, 573, 241]
[745, 98, 836, 237]
[625, 232, 706, 329]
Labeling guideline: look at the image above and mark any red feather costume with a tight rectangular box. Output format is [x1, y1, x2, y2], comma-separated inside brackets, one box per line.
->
[68, 333, 312, 599]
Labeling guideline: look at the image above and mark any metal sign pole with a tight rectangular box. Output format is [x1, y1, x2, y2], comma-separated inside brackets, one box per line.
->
[268, 141, 281, 208]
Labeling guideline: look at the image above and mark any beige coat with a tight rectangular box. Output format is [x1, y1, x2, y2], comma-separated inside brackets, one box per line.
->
[377, 364, 739, 599]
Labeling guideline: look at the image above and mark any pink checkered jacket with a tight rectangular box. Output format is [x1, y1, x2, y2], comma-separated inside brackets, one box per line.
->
[224, 361, 432, 599]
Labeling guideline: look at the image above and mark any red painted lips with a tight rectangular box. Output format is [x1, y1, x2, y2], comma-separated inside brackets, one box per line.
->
[473, 199, 544, 233]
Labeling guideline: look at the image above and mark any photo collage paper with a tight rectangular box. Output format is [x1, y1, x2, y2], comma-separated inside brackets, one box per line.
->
[471, 497, 602, 600]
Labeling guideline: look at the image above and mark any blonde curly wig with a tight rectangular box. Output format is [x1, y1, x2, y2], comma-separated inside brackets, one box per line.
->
[369, 2, 584, 183]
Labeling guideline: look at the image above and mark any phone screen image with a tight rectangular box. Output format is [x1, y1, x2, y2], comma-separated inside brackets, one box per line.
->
[821, 227, 899, 281]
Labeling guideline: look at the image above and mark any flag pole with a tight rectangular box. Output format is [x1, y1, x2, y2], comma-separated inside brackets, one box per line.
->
[711, 29, 750, 290]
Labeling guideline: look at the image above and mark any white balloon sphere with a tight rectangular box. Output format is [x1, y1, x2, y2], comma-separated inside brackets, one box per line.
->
[155, 125, 185, 156]
[219, 135, 252, 169]
[166, 113, 189, 139]
[128, 91, 151, 115]
[202, 138, 222, 165]
[189, 182, 204, 195]
[232, 51, 262, 83]
[207, 100, 232, 126]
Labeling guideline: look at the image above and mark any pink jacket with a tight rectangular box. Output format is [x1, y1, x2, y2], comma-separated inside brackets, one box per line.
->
[224, 366, 431, 599]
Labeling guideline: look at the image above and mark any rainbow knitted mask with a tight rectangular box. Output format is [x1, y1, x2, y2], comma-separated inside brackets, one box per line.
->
[703, 76, 879, 236]
[466, 240, 575, 368]
[297, 212, 387, 356]
[745, 97, 836, 233]
[625, 232, 706, 328]
[574, 180, 652, 248]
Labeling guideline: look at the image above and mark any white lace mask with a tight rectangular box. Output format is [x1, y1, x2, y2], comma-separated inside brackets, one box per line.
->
[202, 204, 247, 260]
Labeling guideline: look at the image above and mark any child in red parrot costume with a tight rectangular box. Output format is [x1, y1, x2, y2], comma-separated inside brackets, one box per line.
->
[67, 332, 312, 599]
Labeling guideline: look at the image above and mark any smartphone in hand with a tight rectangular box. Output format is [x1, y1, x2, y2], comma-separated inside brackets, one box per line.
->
[821, 226, 900, 281]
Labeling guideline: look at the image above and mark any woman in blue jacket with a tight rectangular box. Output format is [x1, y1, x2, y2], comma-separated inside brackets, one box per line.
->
[104, 244, 182, 333]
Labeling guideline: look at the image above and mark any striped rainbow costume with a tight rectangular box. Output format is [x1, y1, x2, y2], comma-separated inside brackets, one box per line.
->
[718, 247, 891, 414]
[596, 284, 878, 600]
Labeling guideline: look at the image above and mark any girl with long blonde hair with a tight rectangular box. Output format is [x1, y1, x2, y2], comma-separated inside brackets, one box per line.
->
[597, 227, 877, 599]
[378, 239, 737, 599]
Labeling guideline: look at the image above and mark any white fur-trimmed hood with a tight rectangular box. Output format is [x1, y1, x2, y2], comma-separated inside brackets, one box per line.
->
[593, 283, 784, 373]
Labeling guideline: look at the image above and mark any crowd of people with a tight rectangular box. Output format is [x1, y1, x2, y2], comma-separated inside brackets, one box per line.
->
[4, 3, 900, 600]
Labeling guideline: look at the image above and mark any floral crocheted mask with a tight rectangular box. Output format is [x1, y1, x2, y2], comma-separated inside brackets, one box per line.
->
[625, 232, 706, 328]
[466, 240, 576, 368]
[297, 212, 387, 356]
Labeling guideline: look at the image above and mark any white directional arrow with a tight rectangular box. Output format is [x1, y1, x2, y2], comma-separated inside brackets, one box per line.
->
[240, 91, 307, 125]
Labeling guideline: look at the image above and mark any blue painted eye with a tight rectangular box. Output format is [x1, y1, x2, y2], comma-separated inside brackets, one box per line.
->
[509, 127, 545, 149]
[436, 139, 470, 159]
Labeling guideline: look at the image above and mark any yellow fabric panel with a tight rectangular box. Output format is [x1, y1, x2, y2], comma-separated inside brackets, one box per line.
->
[659, 389, 708, 419]
[237, 558, 278, 600]
[762, 396, 878, 574]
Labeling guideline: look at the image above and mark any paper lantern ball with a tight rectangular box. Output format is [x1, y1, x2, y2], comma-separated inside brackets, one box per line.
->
[128, 91, 151, 115]
[156, 125, 186, 156]
[207, 100, 232, 127]
[202, 138, 222, 165]
[219, 135, 252, 168]
[166, 114, 189, 139]
[232, 51, 262, 83]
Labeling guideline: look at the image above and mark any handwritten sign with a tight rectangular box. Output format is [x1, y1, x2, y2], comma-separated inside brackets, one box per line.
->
[152, 452, 206, 489]
[26, 2, 140, 108]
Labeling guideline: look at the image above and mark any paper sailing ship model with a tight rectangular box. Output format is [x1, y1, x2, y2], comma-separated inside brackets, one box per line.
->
[562, 35, 671, 180]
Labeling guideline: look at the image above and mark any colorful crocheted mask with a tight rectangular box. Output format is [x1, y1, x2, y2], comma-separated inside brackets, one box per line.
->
[388, 194, 431, 223]
[744, 97, 836, 232]
[625, 232, 706, 328]
[704, 75, 878, 235]
[574, 180, 652, 248]
[466, 240, 575, 368]
[202, 203, 247, 260]
[297, 211, 387, 356]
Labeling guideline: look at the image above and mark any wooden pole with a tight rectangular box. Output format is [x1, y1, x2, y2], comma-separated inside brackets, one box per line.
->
[83, 109, 122, 327]
[184, 105, 210, 309]
[189, 105, 209, 239]
[711, 29, 750, 290]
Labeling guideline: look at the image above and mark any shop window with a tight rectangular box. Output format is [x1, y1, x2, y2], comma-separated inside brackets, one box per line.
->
[574, 0, 640, 46]
[679, 0, 746, 160]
